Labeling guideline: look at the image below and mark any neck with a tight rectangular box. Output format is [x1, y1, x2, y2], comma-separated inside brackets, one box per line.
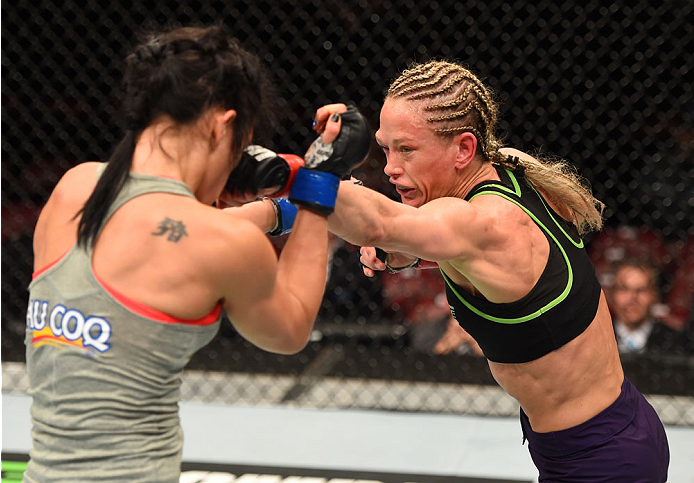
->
[130, 122, 207, 192]
[450, 160, 500, 199]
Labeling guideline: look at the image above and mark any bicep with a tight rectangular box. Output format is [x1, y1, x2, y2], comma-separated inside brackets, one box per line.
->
[220, 228, 311, 354]
[379, 197, 494, 263]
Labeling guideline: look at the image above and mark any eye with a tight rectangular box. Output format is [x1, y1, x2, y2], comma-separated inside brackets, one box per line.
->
[401, 146, 412, 153]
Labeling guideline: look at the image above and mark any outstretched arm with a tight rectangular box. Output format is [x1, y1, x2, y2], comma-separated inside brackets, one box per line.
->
[311, 103, 500, 268]
[329, 181, 487, 263]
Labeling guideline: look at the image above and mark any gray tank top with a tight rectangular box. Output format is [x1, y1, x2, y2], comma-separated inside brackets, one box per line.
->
[24, 166, 223, 482]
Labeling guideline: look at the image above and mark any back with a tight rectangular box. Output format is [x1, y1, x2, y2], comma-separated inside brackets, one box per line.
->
[24, 165, 222, 482]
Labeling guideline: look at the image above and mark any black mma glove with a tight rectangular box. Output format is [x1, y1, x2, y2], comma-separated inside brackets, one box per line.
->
[289, 104, 371, 216]
[225, 145, 304, 198]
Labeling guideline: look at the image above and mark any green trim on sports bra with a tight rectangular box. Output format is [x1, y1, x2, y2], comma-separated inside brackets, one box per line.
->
[481, 170, 584, 249]
[443, 189, 574, 324]
[529, 184, 584, 249]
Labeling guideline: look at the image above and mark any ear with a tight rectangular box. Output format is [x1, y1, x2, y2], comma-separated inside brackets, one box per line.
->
[453, 132, 477, 170]
[211, 109, 237, 149]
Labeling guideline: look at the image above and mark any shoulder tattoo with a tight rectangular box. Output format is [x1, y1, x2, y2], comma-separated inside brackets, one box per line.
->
[152, 217, 188, 242]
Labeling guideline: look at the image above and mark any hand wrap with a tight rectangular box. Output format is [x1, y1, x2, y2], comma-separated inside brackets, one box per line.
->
[267, 198, 298, 237]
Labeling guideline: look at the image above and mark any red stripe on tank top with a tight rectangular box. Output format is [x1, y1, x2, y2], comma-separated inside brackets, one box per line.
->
[33, 251, 221, 326]
[32, 250, 70, 279]
[94, 273, 222, 326]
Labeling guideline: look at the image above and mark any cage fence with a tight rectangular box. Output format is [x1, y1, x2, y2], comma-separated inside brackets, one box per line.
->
[2, 0, 693, 424]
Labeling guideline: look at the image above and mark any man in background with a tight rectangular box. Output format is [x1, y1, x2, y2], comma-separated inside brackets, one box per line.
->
[610, 259, 690, 354]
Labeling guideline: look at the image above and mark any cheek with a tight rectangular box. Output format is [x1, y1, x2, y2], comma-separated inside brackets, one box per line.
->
[611, 294, 627, 308]
[637, 295, 654, 307]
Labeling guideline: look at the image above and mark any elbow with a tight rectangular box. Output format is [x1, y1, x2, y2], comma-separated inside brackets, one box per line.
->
[264, 318, 313, 355]
[270, 331, 311, 355]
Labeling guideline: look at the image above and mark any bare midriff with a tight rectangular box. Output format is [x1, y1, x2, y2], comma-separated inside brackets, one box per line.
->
[489, 291, 624, 432]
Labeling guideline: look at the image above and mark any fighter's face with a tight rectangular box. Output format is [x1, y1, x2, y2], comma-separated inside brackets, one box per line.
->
[376, 98, 459, 207]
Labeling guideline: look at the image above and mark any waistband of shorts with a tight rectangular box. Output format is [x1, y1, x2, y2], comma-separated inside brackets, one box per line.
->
[520, 376, 638, 457]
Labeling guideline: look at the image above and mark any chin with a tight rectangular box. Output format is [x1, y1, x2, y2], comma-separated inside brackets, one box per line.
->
[402, 198, 422, 208]
[400, 191, 423, 205]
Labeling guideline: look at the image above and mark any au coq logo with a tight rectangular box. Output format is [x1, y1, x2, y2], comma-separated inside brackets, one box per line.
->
[26, 299, 112, 352]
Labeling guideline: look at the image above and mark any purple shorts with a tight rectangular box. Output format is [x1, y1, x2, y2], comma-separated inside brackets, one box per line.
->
[520, 377, 669, 482]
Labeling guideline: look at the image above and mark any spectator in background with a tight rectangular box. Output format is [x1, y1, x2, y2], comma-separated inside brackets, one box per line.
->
[609, 259, 691, 355]
[379, 264, 484, 354]
[587, 225, 670, 291]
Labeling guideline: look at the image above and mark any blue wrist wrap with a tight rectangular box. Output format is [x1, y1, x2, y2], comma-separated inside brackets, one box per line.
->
[273, 199, 297, 236]
[288, 168, 340, 216]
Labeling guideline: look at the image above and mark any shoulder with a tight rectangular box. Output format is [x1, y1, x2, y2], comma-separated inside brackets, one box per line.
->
[33, 162, 104, 264]
[420, 196, 505, 238]
[39, 162, 102, 223]
[464, 188, 525, 225]
[58, 161, 102, 186]
[37, 162, 103, 221]
[419, 195, 516, 260]
[50, 162, 102, 204]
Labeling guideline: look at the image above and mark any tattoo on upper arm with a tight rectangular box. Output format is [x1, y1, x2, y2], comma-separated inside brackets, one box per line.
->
[152, 217, 188, 242]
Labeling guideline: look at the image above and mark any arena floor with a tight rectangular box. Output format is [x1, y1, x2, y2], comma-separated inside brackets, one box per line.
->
[3, 392, 694, 482]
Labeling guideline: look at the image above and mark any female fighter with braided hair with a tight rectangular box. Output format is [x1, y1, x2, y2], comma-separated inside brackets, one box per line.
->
[318, 60, 669, 482]
[25, 25, 368, 482]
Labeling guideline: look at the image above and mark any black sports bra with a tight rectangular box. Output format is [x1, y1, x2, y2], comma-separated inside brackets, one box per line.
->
[442, 164, 602, 363]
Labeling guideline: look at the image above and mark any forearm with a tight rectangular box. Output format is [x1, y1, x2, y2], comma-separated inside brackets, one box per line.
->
[222, 199, 276, 232]
[329, 181, 394, 247]
[274, 208, 330, 345]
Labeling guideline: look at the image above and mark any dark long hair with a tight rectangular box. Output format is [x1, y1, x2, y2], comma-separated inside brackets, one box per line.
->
[76, 25, 277, 247]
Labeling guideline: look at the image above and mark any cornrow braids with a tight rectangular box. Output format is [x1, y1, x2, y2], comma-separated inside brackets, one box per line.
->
[386, 60, 604, 234]
[428, 92, 492, 131]
[387, 60, 501, 163]
[387, 62, 434, 93]
[409, 72, 467, 101]
[390, 64, 461, 99]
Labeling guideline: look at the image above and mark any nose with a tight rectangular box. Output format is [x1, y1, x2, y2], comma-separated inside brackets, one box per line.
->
[383, 156, 403, 178]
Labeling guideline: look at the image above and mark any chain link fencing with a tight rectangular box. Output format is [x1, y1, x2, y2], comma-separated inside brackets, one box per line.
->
[2, 0, 693, 424]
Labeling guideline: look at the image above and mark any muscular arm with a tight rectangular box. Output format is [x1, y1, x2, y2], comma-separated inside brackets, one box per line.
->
[214, 115, 349, 354]
[216, 207, 329, 354]
[329, 181, 495, 263]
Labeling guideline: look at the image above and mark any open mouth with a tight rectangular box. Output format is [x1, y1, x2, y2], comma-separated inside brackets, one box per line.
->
[395, 185, 414, 196]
